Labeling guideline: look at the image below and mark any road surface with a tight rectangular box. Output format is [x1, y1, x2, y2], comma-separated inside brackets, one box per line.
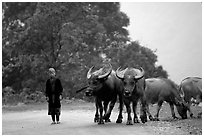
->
[2, 109, 187, 135]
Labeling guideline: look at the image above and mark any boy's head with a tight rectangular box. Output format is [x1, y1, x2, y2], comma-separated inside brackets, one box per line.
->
[49, 68, 56, 78]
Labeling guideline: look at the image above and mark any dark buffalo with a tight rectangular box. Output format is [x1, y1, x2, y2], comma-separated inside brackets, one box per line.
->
[85, 64, 123, 124]
[116, 67, 147, 125]
[145, 78, 188, 121]
[179, 77, 202, 117]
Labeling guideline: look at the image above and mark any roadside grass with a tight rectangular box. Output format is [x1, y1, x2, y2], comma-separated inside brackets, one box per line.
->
[2, 99, 95, 113]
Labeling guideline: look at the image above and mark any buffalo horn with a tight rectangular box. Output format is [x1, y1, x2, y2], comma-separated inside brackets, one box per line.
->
[98, 63, 112, 79]
[134, 67, 145, 80]
[116, 67, 127, 79]
[179, 87, 185, 98]
[87, 66, 94, 79]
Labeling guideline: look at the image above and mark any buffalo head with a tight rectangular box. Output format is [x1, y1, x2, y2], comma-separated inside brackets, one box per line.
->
[174, 95, 188, 119]
[175, 103, 188, 119]
[116, 67, 145, 97]
[86, 64, 112, 96]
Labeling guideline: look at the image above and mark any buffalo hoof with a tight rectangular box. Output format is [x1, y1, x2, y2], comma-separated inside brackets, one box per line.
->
[140, 115, 147, 123]
[105, 119, 111, 122]
[190, 113, 194, 118]
[134, 118, 140, 123]
[126, 120, 133, 125]
[173, 116, 178, 120]
[197, 112, 202, 118]
[98, 120, 105, 124]
[144, 117, 147, 122]
[103, 114, 111, 120]
[94, 117, 99, 123]
[116, 118, 122, 123]
[152, 117, 159, 121]
[149, 115, 154, 121]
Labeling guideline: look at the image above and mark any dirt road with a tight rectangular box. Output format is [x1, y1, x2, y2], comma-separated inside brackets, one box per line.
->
[2, 101, 202, 135]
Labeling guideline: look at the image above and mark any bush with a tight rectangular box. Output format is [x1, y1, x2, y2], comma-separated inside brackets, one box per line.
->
[3, 87, 46, 105]
[2, 86, 20, 105]
[2, 86, 15, 97]
[3, 94, 24, 105]
[25, 91, 46, 103]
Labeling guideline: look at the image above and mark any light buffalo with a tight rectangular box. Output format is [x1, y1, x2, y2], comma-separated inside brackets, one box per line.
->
[85, 64, 124, 124]
[179, 77, 202, 118]
[145, 78, 188, 121]
[116, 67, 147, 125]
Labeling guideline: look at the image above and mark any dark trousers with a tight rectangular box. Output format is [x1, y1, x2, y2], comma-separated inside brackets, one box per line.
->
[51, 114, 60, 122]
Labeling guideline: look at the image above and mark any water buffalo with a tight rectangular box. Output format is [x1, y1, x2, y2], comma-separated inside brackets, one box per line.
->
[179, 77, 202, 118]
[145, 78, 188, 121]
[116, 67, 147, 125]
[85, 64, 123, 124]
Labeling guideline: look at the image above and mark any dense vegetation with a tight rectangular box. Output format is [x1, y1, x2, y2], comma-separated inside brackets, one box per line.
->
[2, 2, 168, 104]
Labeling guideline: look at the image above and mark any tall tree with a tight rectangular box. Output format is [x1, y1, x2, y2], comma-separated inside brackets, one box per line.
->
[2, 2, 130, 96]
[107, 41, 168, 78]
[2, 2, 168, 99]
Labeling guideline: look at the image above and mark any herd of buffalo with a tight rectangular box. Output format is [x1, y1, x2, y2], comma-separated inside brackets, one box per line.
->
[76, 63, 202, 125]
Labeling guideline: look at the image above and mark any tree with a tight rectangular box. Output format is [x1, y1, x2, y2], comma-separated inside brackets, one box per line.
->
[2, 3, 38, 91]
[107, 41, 168, 78]
[2, 2, 168, 101]
[2, 2, 130, 96]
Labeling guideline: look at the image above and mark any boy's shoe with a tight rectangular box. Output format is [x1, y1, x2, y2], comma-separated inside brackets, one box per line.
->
[56, 121, 60, 124]
[51, 121, 56, 125]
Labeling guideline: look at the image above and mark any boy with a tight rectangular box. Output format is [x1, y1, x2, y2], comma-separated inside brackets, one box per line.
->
[46, 68, 63, 124]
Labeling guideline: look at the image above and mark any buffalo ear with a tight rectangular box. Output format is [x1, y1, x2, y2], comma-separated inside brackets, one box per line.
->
[97, 77, 108, 82]
[134, 75, 144, 81]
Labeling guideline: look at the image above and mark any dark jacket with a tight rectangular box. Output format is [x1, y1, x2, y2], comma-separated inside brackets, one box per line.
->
[46, 78, 63, 108]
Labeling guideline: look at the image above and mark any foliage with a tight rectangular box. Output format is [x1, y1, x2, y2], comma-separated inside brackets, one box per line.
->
[2, 2, 168, 104]
[2, 86, 46, 105]
[115, 41, 168, 78]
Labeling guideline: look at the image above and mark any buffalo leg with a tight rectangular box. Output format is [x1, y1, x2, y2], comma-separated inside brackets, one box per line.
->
[103, 97, 117, 122]
[132, 101, 139, 123]
[103, 101, 111, 122]
[154, 100, 163, 121]
[97, 99, 104, 124]
[169, 102, 178, 119]
[116, 94, 123, 123]
[197, 112, 202, 118]
[140, 97, 147, 123]
[94, 99, 99, 123]
[146, 104, 154, 121]
[187, 102, 194, 118]
[103, 101, 108, 114]
[125, 101, 133, 125]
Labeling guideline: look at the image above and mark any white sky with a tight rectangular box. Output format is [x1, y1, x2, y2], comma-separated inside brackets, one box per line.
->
[120, 2, 202, 84]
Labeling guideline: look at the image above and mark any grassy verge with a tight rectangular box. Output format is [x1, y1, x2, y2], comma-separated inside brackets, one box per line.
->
[2, 98, 95, 113]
